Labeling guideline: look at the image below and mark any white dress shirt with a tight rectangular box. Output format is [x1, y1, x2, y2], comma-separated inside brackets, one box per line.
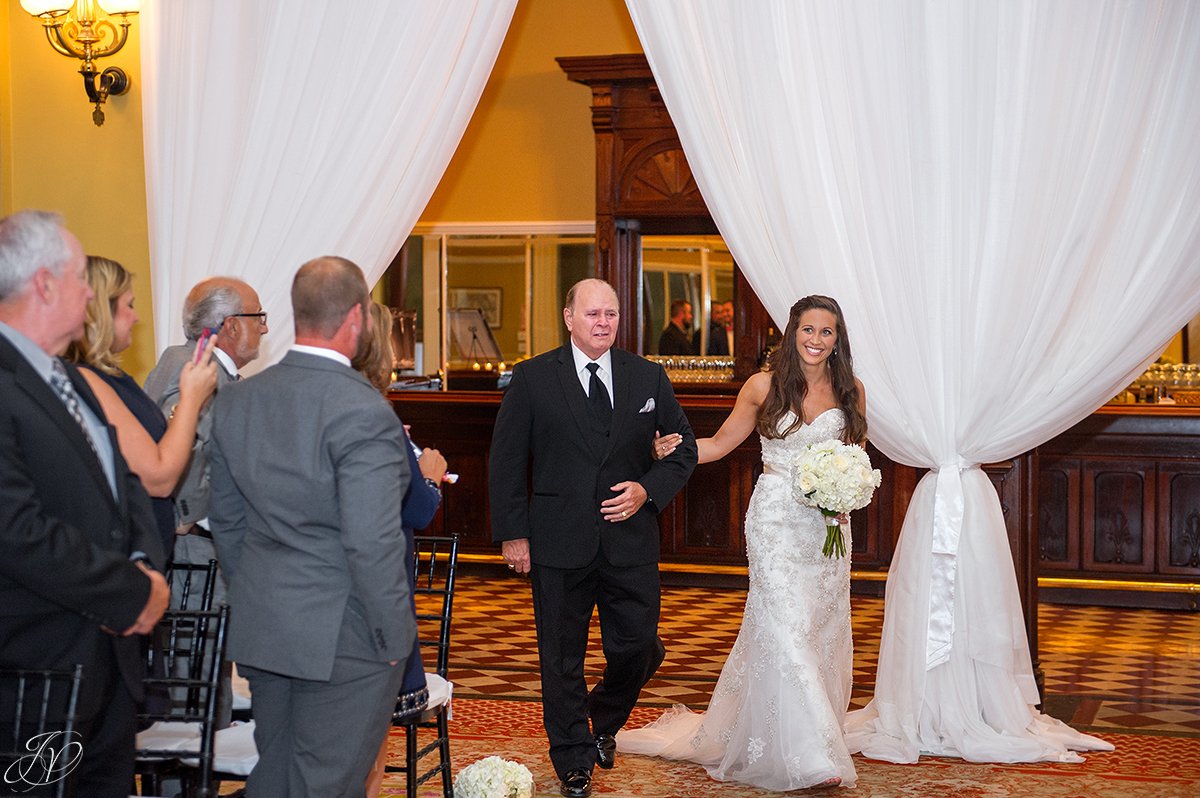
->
[569, 342, 613, 408]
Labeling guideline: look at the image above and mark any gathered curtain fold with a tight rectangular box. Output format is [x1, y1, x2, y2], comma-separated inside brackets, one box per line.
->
[627, 0, 1200, 763]
[140, 0, 517, 366]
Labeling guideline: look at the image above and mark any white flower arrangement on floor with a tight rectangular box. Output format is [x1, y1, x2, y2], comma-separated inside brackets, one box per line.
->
[453, 756, 534, 798]
[792, 438, 882, 558]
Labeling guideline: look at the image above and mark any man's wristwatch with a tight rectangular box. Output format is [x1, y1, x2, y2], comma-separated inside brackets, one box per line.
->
[424, 477, 442, 496]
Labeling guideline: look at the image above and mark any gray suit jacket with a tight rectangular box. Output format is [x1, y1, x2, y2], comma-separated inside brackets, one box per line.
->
[144, 343, 238, 525]
[206, 350, 414, 681]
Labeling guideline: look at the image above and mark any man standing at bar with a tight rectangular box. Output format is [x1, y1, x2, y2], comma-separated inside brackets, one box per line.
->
[490, 278, 697, 798]
[207, 256, 413, 796]
[0, 209, 168, 797]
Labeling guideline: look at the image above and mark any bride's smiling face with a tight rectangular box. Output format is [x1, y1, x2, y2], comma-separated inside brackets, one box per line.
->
[794, 309, 838, 367]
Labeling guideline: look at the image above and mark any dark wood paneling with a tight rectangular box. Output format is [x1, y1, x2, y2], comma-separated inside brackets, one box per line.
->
[1038, 458, 1079, 566]
[1082, 460, 1155, 573]
[1159, 465, 1200, 575]
[1039, 408, 1200, 603]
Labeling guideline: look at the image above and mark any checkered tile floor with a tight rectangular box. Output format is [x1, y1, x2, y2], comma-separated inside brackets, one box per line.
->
[442, 576, 1200, 737]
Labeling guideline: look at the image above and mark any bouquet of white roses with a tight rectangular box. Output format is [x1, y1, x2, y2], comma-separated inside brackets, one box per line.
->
[453, 756, 534, 798]
[792, 439, 882, 558]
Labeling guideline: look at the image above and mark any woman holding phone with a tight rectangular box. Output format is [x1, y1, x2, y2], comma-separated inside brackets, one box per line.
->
[65, 255, 218, 556]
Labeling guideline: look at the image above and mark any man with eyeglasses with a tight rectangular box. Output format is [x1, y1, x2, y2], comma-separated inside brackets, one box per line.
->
[144, 276, 269, 729]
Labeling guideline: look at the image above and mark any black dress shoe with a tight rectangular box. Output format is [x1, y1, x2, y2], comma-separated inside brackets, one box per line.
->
[559, 768, 592, 798]
[595, 733, 617, 769]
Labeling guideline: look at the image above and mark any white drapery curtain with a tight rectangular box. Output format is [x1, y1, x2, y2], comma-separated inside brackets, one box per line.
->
[628, 0, 1200, 763]
[141, 0, 517, 366]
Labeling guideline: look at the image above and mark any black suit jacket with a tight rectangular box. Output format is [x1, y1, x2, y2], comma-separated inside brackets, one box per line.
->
[489, 345, 697, 569]
[705, 321, 730, 356]
[657, 323, 696, 356]
[0, 334, 163, 714]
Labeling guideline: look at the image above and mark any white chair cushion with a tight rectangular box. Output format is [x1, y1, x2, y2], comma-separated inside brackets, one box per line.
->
[425, 672, 453, 719]
[136, 721, 201, 754]
[213, 720, 259, 776]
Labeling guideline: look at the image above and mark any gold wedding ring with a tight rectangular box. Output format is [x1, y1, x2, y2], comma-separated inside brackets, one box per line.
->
[621, 511, 628, 518]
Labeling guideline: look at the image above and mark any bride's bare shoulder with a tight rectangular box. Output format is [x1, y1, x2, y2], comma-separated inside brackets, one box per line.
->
[741, 371, 772, 402]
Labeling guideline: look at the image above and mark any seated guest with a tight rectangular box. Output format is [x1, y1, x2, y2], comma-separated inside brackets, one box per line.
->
[0, 209, 169, 798]
[658, 298, 697, 355]
[356, 301, 449, 798]
[65, 255, 218, 557]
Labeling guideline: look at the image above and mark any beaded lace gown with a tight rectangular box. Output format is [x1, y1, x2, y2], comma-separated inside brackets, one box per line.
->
[618, 409, 856, 789]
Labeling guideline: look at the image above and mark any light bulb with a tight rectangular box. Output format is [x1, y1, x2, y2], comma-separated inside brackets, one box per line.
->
[20, 0, 72, 17]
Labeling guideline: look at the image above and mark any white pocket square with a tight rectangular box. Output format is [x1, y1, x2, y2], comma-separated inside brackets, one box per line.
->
[638, 398, 655, 414]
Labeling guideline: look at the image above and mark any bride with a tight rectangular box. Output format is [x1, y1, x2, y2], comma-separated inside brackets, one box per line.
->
[620, 295, 867, 790]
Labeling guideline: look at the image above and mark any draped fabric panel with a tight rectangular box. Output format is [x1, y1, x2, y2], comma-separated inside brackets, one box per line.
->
[140, 0, 517, 366]
[627, 0, 1200, 763]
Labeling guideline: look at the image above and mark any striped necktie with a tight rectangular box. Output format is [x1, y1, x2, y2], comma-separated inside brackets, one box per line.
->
[49, 359, 100, 461]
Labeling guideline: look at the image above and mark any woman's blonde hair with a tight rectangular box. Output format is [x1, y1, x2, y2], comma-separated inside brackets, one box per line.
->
[64, 255, 133, 376]
[352, 301, 395, 392]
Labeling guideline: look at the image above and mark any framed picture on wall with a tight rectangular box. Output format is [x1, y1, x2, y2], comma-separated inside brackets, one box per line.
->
[450, 288, 502, 329]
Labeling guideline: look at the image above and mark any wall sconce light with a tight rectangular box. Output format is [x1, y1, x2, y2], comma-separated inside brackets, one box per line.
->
[20, 0, 140, 127]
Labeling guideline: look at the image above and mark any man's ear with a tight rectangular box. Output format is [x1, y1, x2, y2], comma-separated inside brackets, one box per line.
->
[340, 301, 364, 338]
[32, 267, 55, 304]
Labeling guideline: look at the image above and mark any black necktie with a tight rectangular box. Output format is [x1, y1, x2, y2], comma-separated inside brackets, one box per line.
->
[585, 362, 611, 425]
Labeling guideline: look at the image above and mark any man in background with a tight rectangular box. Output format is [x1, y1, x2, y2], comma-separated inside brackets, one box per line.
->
[208, 257, 413, 796]
[705, 301, 730, 356]
[0, 209, 168, 797]
[657, 298, 696, 355]
[144, 276, 268, 567]
[144, 276, 268, 728]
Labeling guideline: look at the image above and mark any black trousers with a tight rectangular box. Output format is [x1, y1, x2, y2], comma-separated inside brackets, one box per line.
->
[0, 626, 136, 798]
[530, 549, 664, 778]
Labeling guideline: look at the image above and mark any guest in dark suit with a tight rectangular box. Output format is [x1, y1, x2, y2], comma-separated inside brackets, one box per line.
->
[0, 210, 169, 798]
[208, 258, 414, 797]
[704, 301, 731, 356]
[657, 298, 697, 355]
[490, 278, 697, 798]
[64, 255, 218, 557]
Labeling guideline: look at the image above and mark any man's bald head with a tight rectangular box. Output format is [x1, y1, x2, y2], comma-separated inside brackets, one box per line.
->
[292, 257, 369, 339]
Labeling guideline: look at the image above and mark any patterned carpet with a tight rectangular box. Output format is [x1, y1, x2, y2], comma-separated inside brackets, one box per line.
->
[360, 575, 1200, 797]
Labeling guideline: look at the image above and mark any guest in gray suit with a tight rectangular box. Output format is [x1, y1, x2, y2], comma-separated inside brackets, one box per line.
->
[143, 276, 267, 731]
[143, 276, 268, 564]
[207, 256, 414, 797]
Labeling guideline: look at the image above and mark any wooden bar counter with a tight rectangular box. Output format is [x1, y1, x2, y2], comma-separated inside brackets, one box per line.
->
[392, 389, 1200, 610]
[1036, 404, 1200, 609]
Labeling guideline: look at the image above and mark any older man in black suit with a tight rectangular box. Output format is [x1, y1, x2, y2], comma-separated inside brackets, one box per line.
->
[490, 278, 697, 798]
[0, 210, 169, 797]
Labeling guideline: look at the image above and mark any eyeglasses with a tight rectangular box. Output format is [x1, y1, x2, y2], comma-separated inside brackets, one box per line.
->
[227, 312, 268, 325]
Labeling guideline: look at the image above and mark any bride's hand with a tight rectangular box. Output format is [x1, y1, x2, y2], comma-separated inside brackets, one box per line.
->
[835, 512, 850, 525]
[653, 431, 683, 461]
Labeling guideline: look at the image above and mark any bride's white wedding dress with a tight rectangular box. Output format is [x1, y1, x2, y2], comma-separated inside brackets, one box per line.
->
[618, 408, 857, 790]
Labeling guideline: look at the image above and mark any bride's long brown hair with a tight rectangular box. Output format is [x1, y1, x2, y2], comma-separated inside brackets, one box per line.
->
[756, 295, 867, 444]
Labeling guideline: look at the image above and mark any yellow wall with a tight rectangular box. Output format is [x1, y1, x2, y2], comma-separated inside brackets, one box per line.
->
[1, 0, 639, 380]
[419, 0, 641, 223]
[0, 1, 13, 210]
[3, 0, 155, 378]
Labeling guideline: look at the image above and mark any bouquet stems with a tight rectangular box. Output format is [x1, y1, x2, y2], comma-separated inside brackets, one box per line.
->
[820, 509, 846, 558]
